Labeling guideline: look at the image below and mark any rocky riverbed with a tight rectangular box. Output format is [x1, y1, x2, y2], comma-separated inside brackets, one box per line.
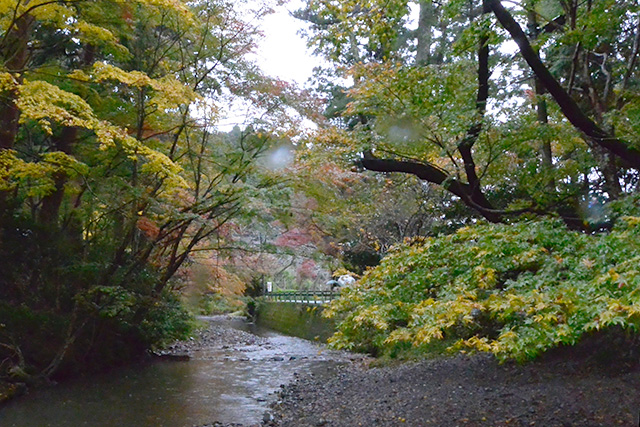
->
[266, 347, 640, 426]
[161, 315, 367, 427]
[163, 317, 640, 426]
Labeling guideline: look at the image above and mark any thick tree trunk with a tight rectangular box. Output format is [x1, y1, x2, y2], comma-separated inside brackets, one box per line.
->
[0, 15, 34, 224]
[0, 14, 34, 150]
[458, 1, 492, 211]
[526, 6, 555, 190]
[39, 127, 78, 225]
[416, 1, 436, 65]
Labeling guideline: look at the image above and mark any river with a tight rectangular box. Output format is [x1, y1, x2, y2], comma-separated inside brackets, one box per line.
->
[0, 316, 350, 426]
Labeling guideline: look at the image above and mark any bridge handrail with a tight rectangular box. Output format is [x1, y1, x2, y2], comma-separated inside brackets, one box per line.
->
[263, 290, 339, 304]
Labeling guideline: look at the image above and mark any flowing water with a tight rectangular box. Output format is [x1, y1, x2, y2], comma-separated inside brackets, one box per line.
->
[0, 316, 347, 426]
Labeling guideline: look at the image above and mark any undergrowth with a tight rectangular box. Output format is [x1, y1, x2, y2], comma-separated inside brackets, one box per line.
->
[324, 216, 640, 362]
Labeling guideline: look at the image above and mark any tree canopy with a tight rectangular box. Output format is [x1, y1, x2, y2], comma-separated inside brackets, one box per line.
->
[289, 0, 640, 362]
[296, 0, 640, 229]
[0, 0, 314, 381]
[3, 0, 640, 381]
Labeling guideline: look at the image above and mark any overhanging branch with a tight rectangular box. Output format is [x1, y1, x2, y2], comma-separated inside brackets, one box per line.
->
[488, 0, 640, 169]
[359, 151, 503, 222]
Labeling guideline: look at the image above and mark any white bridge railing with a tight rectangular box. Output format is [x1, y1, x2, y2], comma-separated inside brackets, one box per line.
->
[263, 290, 339, 305]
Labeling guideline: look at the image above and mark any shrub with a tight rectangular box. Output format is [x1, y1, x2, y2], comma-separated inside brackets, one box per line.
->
[0, 221, 195, 381]
[324, 217, 640, 362]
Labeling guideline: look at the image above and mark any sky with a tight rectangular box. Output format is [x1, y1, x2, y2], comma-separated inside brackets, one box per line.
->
[216, 0, 318, 130]
[249, 1, 419, 84]
[251, 0, 317, 86]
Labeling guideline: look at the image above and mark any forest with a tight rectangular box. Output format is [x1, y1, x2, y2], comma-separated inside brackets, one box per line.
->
[1, 0, 640, 391]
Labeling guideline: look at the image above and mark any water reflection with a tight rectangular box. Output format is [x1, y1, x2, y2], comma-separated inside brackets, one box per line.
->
[0, 317, 344, 426]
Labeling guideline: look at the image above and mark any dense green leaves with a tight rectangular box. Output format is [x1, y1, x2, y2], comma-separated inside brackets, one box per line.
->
[0, 0, 306, 381]
[295, 0, 640, 226]
[325, 210, 640, 361]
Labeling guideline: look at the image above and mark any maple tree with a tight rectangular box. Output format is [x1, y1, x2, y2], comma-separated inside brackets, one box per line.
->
[325, 205, 640, 361]
[297, 0, 640, 228]
[0, 0, 309, 381]
[293, 0, 640, 362]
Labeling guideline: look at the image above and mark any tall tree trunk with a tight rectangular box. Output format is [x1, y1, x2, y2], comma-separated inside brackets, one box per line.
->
[39, 127, 78, 225]
[457, 0, 492, 211]
[0, 14, 34, 150]
[416, 1, 436, 65]
[526, 5, 555, 189]
[0, 14, 33, 225]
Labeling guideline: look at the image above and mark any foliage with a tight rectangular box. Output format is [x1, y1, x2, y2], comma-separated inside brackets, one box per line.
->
[0, 222, 194, 376]
[193, 292, 244, 316]
[295, 0, 640, 227]
[0, 0, 309, 381]
[324, 210, 640, 362]
[293, 0, 640, 364]
[292, 145, 474, 274]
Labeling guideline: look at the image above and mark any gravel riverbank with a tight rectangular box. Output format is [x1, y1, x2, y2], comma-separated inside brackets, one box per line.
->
[165, 317, 640, 426]
[161, 315, 270, 354]
[267, 349, 640, 426]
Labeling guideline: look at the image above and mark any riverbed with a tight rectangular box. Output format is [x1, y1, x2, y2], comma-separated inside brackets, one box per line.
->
[0, 316, 356, 427]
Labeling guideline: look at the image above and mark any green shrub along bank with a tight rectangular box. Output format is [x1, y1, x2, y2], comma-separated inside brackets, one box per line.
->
[324, 216, 640, 362]
[0, 221, 194, 385]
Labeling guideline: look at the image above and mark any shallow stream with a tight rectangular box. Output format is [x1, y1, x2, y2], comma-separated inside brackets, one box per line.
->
[0, 316, 346, 426]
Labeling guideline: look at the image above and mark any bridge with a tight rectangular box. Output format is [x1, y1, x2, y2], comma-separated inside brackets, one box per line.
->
[262, 290, 339, 305]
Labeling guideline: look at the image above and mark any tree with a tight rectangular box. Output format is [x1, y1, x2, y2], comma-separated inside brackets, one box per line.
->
[293, 151, 472, 271]
[0, 0, 303, 382]
[324, 214, 640, 361]
[297, 0, 640, 228]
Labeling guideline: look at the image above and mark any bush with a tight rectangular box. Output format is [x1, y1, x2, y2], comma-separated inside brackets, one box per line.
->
[0, 220, 195, 381]
[196, 292, 244, 315]
[324, 217, 640, 362]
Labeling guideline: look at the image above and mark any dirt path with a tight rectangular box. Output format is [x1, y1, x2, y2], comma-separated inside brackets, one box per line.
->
[266, 351, 640, 426]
